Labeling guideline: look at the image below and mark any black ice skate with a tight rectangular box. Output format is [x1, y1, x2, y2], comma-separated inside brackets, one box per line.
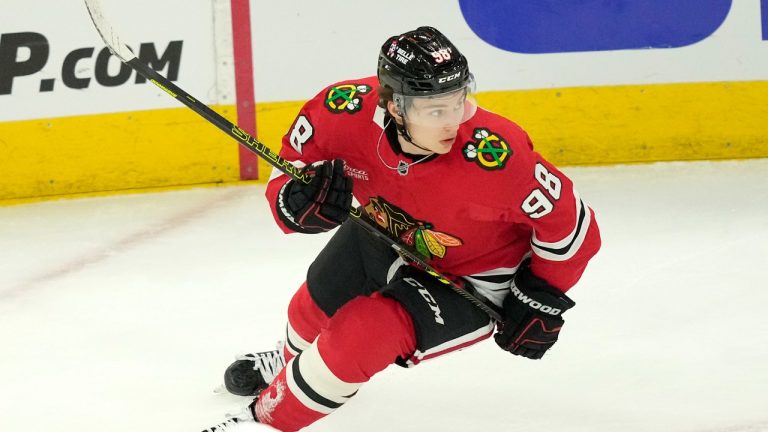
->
[224, 342, 286, 396]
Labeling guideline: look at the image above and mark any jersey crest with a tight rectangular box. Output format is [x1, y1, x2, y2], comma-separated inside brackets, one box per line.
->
[364, 196, 463, 260]
[324, 83, 372, 114]
[462, 127, 512, 170]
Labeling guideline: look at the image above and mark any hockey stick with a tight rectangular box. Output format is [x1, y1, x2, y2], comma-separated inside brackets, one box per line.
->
[83, 0, 502, 322]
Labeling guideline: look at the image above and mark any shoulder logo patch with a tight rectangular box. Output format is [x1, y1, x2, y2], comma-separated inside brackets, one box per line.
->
[462, 128, 512, 170]
[324, 84, 372, 114]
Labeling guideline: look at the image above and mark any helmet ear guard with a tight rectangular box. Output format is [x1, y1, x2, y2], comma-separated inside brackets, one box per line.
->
[393, 94, 406, 115]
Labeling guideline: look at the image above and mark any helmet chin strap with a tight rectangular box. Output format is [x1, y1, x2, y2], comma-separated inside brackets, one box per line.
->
[395, 116, 434, 154]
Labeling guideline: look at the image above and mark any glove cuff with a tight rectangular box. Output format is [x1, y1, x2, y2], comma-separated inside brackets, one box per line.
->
[510, 263, 575, 317]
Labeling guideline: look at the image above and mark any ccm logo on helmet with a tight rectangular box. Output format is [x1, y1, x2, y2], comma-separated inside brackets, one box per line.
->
[438, 72, 461, 83]
[511, 286, 562, 315]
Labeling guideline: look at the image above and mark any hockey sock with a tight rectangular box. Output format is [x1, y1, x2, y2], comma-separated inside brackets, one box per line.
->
[254, 294, 417, 430]
[284, 282, 329, 361]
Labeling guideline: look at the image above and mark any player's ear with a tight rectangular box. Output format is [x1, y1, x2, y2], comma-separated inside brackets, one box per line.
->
[387, 100, 403, 122]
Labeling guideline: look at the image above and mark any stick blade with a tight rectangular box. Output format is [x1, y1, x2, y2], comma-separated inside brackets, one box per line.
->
[83, 0, 136, 62]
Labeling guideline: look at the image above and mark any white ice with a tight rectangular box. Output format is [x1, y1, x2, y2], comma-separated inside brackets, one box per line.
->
[1, 160, 767, 432]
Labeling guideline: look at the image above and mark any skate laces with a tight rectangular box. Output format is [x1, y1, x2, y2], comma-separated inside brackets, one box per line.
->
[201, 405, 254, 432]
[236, 341, 286, 384]
[200, 417, 241, 432]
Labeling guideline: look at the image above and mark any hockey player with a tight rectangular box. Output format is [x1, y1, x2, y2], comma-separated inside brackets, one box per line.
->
[211, 26, 601, 431]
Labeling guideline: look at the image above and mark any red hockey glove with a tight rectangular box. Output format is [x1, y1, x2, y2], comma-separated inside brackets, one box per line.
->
[494, 260, 576, 360]
[276, 159, 353, 233]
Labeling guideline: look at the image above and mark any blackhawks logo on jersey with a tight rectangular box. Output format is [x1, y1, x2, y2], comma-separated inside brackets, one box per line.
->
[462, 128, 512, 170]
[324, 83, 372, 114]
[364, 197, 462, 260]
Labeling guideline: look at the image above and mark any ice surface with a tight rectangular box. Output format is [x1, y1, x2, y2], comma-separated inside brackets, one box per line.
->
[1, 160, 766, 432]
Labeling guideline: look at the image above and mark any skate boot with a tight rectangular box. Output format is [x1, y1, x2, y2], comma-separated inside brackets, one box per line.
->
[224, 342, 286, 396]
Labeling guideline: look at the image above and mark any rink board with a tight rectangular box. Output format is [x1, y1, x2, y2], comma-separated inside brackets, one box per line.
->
[2, 79, 767, 203]
[0, 107, 241, 203]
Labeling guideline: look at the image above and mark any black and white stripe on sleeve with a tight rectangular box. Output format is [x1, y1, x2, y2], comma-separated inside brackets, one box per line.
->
[531, 190, 592, 262]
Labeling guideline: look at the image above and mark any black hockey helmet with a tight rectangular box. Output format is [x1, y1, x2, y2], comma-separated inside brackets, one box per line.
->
[378, 26, 477, 129]
[378, 26, 472, 97]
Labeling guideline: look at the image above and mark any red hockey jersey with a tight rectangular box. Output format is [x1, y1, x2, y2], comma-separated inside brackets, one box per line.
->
[266, 76, 600, 303]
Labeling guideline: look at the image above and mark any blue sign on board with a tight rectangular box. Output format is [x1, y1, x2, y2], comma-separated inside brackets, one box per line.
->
[459, 0, 735, 53]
